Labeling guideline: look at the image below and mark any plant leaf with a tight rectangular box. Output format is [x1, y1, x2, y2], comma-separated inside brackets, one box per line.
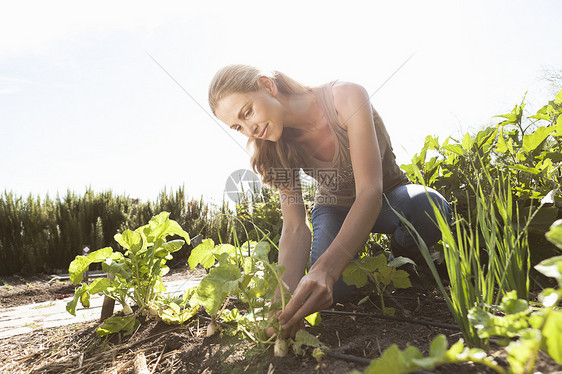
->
[188, 239, 216, 269]
[88, 277, 111, 295]
[545, 220, 562, 250]
[97, 316, 139, 337]
[305, 312, 322, 327]
[115, 230, 143, 253]
[390, 270, 412, 289]
[144, 212, 190, 244]
[542, 310, 562, 364]
[442, 144, 464, 156]
[364, 344, 421, 374]
[68, 247, 113, 284]
[362, 253, 388, 272]
[500, 291, 530, 315]
[291, 330, 328, 357]
[522, 126, 554, 152]
[534, 254, 562, 280]
[197, 264, 241, 315]
[66, 283, 88, 316]
[388, 256, 416, 268]
[342, 260, 368, 288]
[253, 241, 270, 262]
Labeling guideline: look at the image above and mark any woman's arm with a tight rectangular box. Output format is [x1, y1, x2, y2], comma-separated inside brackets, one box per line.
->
[277, 178, 312, 295]
[279, 82, 384, 331]
[272, 180, 311, 338]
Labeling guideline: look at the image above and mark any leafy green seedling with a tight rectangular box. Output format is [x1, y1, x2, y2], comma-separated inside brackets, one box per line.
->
[342, 253, 412, 315]
[66, 212, 194, 337]
[351, 334, 505, 374]
[468, 254, 562, 373]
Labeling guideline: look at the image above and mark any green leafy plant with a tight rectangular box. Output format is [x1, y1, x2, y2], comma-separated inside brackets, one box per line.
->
[366, 218, 562, 374]
[350, 334, 506, 374]
[396, 147, 544, 348]
[342, 253, 412, 315]
[66, 212, 194, 336]
[188, 218, 329, 359]
[468, 256, 562, 372]
[469, 220, 562, 373]
[401, 89, 562, 257]
[189, 237, 292, 349]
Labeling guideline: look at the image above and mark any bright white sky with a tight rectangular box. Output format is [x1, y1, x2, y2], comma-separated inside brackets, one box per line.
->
[1, 0, 561, 204]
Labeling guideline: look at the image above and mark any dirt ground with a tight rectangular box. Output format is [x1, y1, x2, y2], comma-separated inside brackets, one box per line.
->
[0, 270, 560, 374]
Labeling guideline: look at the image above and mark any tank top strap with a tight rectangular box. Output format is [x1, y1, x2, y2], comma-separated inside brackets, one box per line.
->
[312, 80, 351, 164]
[314, 81, 340, 127]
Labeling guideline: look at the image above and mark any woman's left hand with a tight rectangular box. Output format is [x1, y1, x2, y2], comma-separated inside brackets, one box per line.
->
[278, 267, 335, 332]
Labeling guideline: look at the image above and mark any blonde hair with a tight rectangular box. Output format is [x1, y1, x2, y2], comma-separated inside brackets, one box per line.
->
[208, 64, 310, 188]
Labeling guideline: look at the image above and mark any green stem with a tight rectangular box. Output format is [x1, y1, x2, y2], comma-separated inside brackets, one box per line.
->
[472, 358, 508, 374]
[238, 324, 260, 345]
[263, 260, 286, 311]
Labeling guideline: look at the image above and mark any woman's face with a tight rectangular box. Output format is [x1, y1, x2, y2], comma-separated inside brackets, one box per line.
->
[214, 82, 284, 142]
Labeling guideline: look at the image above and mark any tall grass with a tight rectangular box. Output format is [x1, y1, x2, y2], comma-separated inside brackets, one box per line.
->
[393, 167, 533, 348]
[0, 186, 243, 275]
[477, 175, 531, 301]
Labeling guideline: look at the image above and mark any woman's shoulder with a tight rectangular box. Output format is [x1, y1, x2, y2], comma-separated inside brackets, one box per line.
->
[329, 81, 370, 130]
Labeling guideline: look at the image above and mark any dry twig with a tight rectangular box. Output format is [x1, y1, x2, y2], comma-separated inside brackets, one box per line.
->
[133, 352, 150, 374]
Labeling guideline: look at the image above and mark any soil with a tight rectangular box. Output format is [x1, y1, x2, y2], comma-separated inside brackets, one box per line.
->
[0, 269, 561, 374]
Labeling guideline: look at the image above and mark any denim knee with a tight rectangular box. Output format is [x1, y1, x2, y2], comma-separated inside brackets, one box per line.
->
[390, 186, 452, 261]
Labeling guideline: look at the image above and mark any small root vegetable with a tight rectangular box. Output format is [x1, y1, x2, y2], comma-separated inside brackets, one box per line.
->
[206, 320, 219, 337]
[148, 305, 158, 317]
[122, 303, 133, 316]
[274, 337, 288, 357]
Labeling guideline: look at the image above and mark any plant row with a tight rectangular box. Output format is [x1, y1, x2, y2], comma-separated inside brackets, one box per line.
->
[0, 186, 236, 275]
[401, 89, 562, 252]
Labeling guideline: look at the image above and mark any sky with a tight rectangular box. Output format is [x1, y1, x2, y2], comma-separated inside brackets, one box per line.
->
[1, 0, 561, 205]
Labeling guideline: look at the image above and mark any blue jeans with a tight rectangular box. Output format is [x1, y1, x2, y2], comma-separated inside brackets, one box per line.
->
[309, 184, 452, 302]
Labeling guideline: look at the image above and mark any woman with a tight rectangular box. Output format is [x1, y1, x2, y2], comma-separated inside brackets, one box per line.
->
[208, 64, 451, 337]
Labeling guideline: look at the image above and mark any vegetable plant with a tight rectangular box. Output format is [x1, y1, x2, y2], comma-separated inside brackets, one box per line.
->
[350, 334, 506, 374]
[66, 212, 194, 336]
[351, 220, 562, 374]
[400, 89, 562, 249]
[342, 253, 413, 315]
[188, 220, 328, 359]
[469, 220, 562, 373]
[395, 134, 548, 348]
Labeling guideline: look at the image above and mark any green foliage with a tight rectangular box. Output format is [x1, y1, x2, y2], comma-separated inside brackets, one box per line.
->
[352, 92, 562, 373]
[304, 312, 322, 327]
[0, 185, 262, 275]
[66, 212, 194, 336]
[290, 329, 329, 361]
[545, 219, 562, 250]
[197, 263, 243, 316]
[97, 316, 139, 338]
[350, 334, 506, 374]
[189, 237, 287, 340]
[468, 253, 562, 372]
[393, 90, 562, 349]
[390, 174, 531, 348]
[187, 223, 330, 361]
[342, 253, 412, 315]
[234, 187, 284, 246]
[158, 300, 200, 325]
[401, 88, 562, 243]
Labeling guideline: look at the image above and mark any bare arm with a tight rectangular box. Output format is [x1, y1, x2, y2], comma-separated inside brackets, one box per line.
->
[279, 82, 384, 330]
[277, 177, 311, 295]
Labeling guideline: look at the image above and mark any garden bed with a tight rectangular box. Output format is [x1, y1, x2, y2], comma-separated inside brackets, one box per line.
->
[1, 277, 560, 374]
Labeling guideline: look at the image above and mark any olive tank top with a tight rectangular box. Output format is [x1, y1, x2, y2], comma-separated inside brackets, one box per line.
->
[301, 80, 410, 208]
